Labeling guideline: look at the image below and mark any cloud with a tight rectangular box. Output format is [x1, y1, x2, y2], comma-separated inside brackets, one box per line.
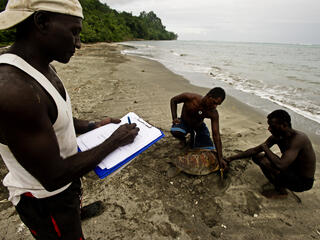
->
[103, 0, 140, 5]
[102, 0, 320, 44]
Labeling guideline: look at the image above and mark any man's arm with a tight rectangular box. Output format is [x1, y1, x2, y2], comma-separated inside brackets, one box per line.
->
[226, 136, 275, 162]
[0, 85, 139, 192]
[227, 146, 263, 162]
[170, 93, 190, 124]
[209, 110, 226, 168]
[261, 136, 302, 170]
[73, 117, 121, 134]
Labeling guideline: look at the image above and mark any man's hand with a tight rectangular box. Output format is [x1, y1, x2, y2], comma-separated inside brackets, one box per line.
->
[225, 157, 231, 163]
[172, 118, 181, 125]
[108, 123, 139, 147]
[220, 159, 228, 170]
[261, 142, 269, 152]
[96, 117, 121, 128]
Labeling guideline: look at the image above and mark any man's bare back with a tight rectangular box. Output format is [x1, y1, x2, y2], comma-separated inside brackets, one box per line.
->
[274, 130, 315, 179]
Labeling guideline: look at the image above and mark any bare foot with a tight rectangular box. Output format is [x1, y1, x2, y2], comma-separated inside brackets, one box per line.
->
[177, 140, 187, 149]
[261, 182, 274, 191]
[261, 189, 288, 199]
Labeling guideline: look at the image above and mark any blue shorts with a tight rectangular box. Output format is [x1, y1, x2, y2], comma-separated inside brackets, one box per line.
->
[170, 119, 215, 150]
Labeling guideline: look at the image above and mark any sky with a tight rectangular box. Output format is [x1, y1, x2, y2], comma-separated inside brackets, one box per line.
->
[102, 0, 320, 44]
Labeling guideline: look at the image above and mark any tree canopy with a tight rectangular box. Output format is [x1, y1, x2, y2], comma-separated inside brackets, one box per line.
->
[0, 0, 177, 46]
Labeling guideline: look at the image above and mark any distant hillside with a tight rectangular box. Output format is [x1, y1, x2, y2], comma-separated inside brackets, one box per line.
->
[0, 0, 178, 46]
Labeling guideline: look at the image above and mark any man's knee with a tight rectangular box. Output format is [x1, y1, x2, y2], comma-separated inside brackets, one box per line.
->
[170, 130, 185, 140]
[252, 153, 265, 165]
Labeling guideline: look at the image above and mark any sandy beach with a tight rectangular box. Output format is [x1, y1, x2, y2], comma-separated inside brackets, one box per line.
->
[0, 42, 319, 239]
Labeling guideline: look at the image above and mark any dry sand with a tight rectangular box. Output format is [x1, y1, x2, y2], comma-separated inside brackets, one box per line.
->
[0, 42, 319, 239]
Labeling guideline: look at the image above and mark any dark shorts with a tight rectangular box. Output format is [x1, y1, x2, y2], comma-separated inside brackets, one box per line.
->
[276, 170, 314, 192]
[170, 119, 215, 150]
[15, 179, 84, 240]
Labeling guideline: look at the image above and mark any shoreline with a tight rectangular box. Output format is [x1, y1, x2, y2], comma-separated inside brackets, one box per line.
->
[0, 42, 319, 240]
[61, 42, 320, 239]
[120, 41, 320, 146]
[120, 43, 320, 149]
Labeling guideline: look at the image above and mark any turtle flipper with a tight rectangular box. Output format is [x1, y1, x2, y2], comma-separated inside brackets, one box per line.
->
[167, 166, 181, 178]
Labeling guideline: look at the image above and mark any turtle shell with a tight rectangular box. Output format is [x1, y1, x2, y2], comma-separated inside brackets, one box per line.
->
[174, 150, 220, 175]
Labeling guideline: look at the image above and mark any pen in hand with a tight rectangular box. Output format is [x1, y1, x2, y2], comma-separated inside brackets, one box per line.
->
[127, 116, 131, 124]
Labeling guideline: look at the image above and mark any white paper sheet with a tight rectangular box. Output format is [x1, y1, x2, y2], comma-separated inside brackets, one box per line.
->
[76, 112, 163, 169]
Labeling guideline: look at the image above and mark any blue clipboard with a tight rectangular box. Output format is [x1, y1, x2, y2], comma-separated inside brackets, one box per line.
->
[77, 112, 165, 179]
[94, 131, 164, 179]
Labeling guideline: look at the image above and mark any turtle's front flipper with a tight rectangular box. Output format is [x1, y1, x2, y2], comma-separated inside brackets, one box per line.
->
[167, 166, 181, 178]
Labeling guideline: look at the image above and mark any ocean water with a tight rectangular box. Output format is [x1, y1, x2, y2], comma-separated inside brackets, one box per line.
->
[120, 40, 320, 141]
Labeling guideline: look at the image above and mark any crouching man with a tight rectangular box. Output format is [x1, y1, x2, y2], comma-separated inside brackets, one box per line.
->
[226, 110, 315, 198]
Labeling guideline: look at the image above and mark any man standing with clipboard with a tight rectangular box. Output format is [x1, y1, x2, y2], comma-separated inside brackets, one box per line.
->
[0, 0, 139, 239]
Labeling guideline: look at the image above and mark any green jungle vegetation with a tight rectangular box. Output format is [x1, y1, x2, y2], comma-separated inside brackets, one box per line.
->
[0, 0, 178, 47]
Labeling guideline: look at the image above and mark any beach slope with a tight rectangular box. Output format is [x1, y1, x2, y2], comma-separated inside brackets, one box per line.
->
[0, 42, 319, 240]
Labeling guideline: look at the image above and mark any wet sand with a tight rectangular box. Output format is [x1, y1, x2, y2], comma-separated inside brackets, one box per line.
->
[0, 42, 319, 239]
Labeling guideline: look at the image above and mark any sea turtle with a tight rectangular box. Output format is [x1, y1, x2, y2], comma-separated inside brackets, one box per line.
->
[167, 149, 220, 178]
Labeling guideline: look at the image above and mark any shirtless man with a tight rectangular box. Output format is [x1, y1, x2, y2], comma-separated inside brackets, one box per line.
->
[0, 0, 139, 239]
[226, 109, 316, 198]
[170, 87, 227, 169]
